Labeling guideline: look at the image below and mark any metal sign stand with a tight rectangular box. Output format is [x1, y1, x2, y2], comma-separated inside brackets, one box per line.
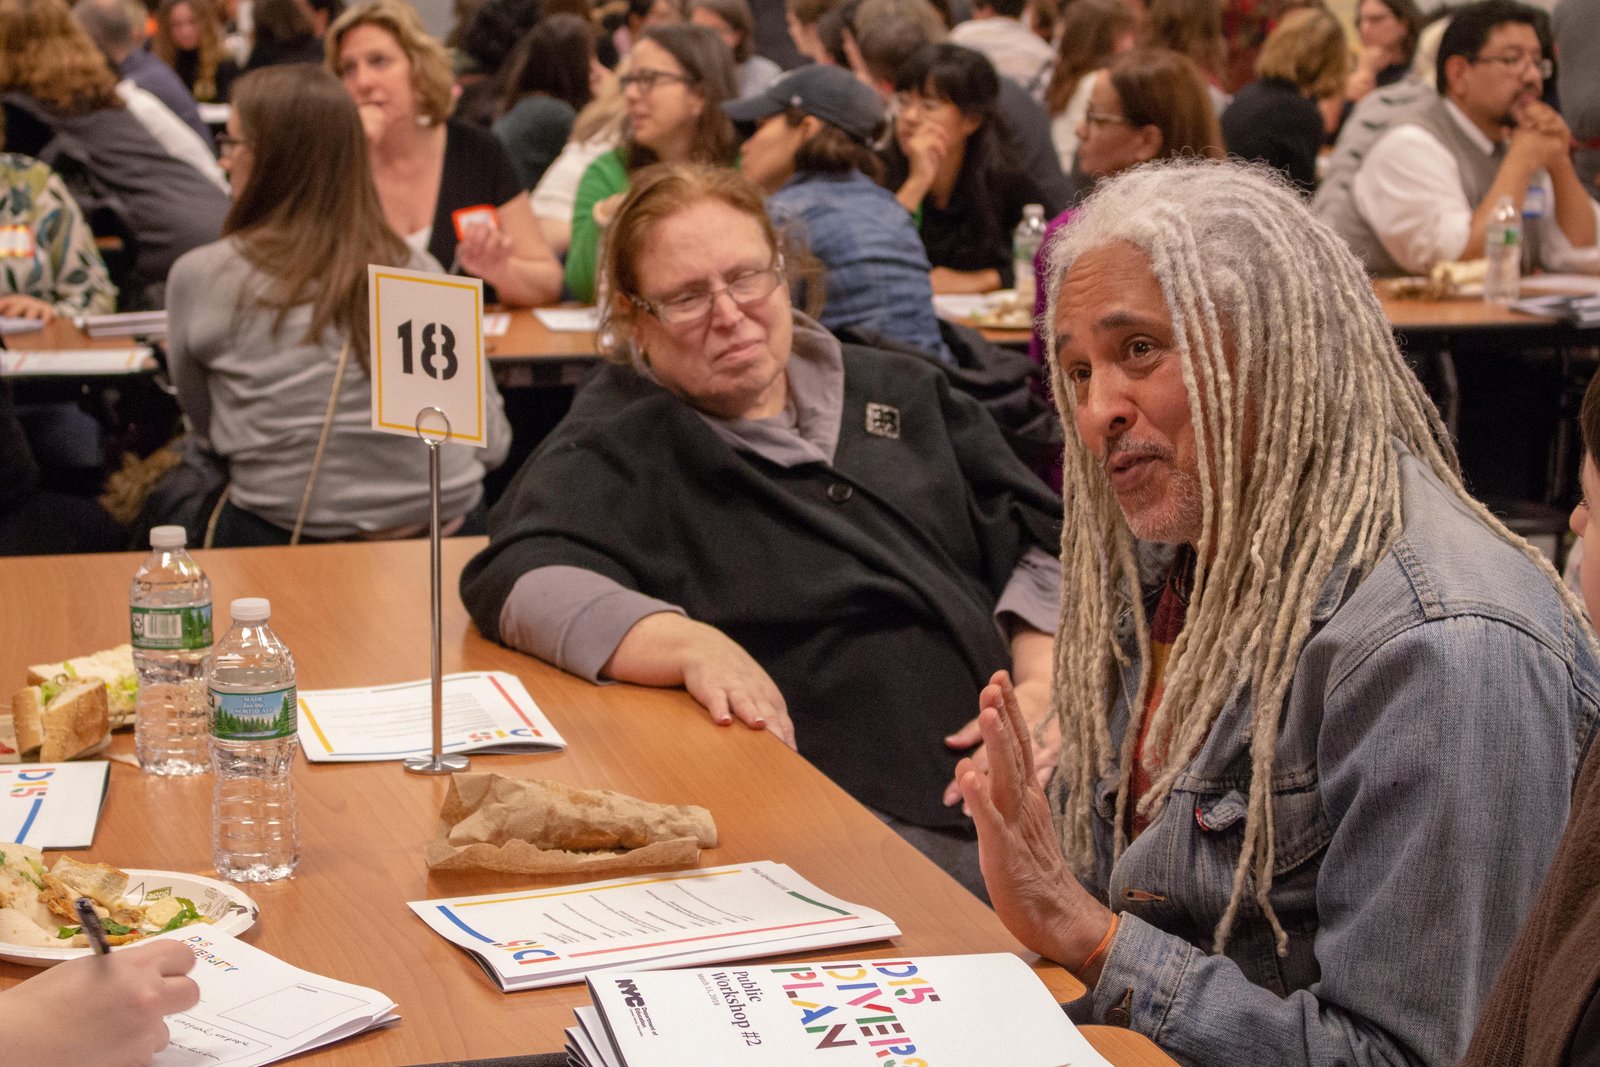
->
[404, 407, 469, 776]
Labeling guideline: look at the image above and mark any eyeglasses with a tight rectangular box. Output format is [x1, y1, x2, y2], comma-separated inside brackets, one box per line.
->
[894, 92, 950, 117]
[619, 69, 693, 93]
[630, 258, 786, 324]
[217, 134, 249, 156]
[1083, 110, 1133, 128]
[1471, 51, 1553, 79]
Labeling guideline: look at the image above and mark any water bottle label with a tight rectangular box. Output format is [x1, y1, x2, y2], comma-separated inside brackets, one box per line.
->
[211, 686, 297, 740]
[131, 604, 213, 651]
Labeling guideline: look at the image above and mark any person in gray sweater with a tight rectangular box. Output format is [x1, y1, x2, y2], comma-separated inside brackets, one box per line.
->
[166, 66, 509, 545]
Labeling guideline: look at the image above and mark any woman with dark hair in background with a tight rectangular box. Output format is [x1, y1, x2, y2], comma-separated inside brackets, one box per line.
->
[494, 13, 605, 190]
[243, 0, 324, 70]
[1044, 0, 1136, 175]
[565, 22, 737, 301]
[728, 63, 950, 362]
[1222, 7, 1348, 194]
[1144, 0, 1228, 111]
[166, 66, 509, 546]
[153, 0, 240, 101]
[688, 0, 779, 97]
[1346, 0, 1422, 104]
[880, 42, 1046, 294]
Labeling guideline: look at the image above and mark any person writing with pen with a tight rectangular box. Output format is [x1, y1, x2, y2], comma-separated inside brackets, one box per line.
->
[0, 900, 200, 1066]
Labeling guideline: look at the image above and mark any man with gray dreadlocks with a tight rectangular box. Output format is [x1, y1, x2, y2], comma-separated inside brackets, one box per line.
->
[955, 159, 1600, 1066]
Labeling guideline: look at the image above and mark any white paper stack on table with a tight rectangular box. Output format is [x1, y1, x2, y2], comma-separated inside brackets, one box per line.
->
[565, 952, 1112, 1067]
[297, 671, 565, 762]
[0, 348, 153, 376]
[80, 309, 168, 337]
[0, 762, 109, 848]
[408, 861, 900, 992]
[141, 927, 398, 1066]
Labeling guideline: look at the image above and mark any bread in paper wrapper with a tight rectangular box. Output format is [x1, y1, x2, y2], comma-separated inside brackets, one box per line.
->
[425, 773, 717, 874]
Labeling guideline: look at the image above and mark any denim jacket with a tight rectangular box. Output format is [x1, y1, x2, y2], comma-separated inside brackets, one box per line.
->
[767, 170, 954, 365]
[1072, 443, 1600, 1066]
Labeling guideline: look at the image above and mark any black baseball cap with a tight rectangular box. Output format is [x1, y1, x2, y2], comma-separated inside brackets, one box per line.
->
[723, 65, 886, 145]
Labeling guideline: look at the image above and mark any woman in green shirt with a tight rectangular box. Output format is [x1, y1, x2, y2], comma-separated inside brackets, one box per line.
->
[565, 23, 736, 301]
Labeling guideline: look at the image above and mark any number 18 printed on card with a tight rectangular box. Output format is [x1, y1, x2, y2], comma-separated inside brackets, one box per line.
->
[368, 264, 489, 447]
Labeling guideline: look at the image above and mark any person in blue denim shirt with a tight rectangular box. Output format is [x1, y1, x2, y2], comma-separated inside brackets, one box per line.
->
[954, 159, 1600, 1066]
[726, 64, 953, 364]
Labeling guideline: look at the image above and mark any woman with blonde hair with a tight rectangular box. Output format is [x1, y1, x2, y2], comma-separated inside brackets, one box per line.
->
[152, 0, 240, 102]
[328, 0, 562, 305]
[167, 65, 509, 545]
[1222, 7, 1349, 193]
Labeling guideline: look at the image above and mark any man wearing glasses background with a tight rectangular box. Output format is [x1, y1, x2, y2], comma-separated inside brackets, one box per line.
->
[1318, 0, 1600, 278]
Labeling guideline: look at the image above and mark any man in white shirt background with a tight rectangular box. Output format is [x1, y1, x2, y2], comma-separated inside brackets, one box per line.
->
[1317, 0, 1599, 277]
[946, 0, 1053, 102]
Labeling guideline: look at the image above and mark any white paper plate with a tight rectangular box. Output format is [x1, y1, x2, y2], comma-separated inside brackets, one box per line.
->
[0, 869, 258, 967]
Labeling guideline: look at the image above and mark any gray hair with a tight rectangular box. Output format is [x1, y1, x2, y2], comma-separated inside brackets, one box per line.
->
[72, 0, 140, 52]
[1040, 158, 1587, 954]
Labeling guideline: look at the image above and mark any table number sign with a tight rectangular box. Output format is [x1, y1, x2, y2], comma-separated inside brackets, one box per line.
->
[367, 264, 489, 447]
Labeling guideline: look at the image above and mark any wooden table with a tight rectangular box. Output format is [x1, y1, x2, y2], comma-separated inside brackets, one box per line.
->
[0, 541, 1175, 1067]
[486, 308, 599, 389]
[3, 318, 151, 353]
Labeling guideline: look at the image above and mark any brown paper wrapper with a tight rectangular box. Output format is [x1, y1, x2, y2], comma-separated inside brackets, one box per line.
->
[424, 773, 717, 874]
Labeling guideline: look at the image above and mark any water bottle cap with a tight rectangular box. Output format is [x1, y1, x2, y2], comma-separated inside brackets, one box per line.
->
[150, 525, 187, 549]
[230, 597, 271, 622]
[1023, 203, 1044, 219]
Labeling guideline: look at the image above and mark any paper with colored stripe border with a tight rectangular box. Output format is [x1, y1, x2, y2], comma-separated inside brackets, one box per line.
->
[0, 761, 110, 849]
[296, 671, 565, 762]
[408, 861, 900, 992]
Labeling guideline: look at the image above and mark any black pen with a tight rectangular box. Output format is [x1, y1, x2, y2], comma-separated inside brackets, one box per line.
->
[73, 897, 111, 956]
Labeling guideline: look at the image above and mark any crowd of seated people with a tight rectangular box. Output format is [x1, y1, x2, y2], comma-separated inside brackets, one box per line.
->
[3, 0, 1600, 1062]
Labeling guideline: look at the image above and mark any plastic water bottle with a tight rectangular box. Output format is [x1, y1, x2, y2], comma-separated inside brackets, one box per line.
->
[1484, 195, 1522, 306]
[209, 598, 299, 883]
[1520, 184, 1546, 276]
[131, 525, 213, 775]
[1012, 203, 1048, 309]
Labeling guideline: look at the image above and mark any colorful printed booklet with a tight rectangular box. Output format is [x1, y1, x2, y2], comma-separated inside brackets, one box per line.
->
[296, 671, 565, 762]
[565, 952, 1112, 1066]
[149, 927, 398, 1066]
[408, 861, 900, 992]
[0, 761, 109, 848]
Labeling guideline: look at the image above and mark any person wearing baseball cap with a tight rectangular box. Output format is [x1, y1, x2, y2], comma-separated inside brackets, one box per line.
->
[724, 64, 953, 363]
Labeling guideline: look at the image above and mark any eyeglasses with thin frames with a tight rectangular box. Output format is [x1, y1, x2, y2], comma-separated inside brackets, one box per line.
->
[1082, 110, 1133, 128]
[619, 69, 693, 93]
[217, 134, 249, 156]
[1471, 51, 1554, 79]
[630, 258, 786, 325]
[894, 92, 951, 117]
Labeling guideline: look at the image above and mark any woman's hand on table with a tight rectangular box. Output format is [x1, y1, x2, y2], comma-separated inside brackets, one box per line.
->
[0, 294, 56, 321]
[604, 612, 797, 749]
[0, 939, 199, 1066]
[957, 670, 1113, 981]
[681, 630, 796, 749]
